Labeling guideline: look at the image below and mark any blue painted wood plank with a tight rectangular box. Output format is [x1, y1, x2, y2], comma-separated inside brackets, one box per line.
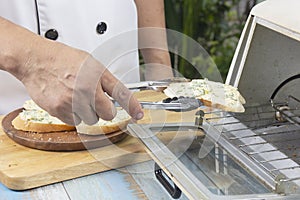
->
[63, 170, 146, 200]
[29, 184, 70, 200]
[0, 182, 32, 200]
[0, 181, 70, 200]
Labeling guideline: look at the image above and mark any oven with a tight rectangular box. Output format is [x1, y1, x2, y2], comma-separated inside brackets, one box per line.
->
[127, 0, 300, 199]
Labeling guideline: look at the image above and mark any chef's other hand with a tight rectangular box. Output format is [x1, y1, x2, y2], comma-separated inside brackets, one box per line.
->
[0, 17, 143, 125]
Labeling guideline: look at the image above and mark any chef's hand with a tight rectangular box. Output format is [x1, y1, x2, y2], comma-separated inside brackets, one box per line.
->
[0, 17, 144, 125]
[24, 42, 144, 125]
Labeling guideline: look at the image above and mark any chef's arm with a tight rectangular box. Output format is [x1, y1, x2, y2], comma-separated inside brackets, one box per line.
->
[0, 16, 144, 123]
[134, 0, 174, 80]
[0, 17, 36, 76]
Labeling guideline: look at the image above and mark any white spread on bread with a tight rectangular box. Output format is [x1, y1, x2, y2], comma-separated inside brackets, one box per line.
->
[163, 78, 246, 112]
[19, 100, 65, 124]
[19, 109, 65, 125]
[12, 100, 75, 133]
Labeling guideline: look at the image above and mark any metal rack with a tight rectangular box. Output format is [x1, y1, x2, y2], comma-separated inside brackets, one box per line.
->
[202, 95, 300, 194]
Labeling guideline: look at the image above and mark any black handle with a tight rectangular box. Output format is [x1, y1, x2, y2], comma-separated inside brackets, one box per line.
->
[154, 163, 182, 199]
[270, 74, 300, 102]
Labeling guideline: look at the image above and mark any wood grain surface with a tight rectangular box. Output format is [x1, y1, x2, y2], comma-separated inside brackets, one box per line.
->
[0, 90, 199, 190]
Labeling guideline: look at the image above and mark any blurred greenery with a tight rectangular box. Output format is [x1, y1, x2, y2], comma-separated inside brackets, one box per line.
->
[164, 0, 259, 81]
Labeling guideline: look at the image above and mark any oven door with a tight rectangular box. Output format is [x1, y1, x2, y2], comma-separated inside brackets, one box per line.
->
[127, 0, 300, 198]
[127, 109, 300, 200]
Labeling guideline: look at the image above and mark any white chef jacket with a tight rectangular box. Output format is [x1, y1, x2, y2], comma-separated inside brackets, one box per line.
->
[0, 0, 140, 114]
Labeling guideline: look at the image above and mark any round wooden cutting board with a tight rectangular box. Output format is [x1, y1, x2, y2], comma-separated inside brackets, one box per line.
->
[1, 109, 128, 151]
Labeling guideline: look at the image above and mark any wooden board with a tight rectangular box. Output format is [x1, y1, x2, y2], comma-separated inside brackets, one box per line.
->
[0, 90, 200, 190]
[0, 121, 149, 190]
[2, 109, 127, 151]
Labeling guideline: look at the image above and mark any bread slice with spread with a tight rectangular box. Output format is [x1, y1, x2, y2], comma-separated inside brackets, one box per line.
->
[163, 79, 246, 112]
[12, 100, 130, 135]
[12, 100, 76, 132]
[76, 108, 130, 135]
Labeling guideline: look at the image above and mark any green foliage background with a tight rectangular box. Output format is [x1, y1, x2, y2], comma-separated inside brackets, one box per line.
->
[164, 0, 259, 81]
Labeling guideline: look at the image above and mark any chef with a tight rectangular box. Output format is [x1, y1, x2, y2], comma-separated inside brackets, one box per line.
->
[0, 0, 173, 125]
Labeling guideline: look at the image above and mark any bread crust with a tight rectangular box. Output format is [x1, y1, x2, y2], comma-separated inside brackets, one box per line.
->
[200, 98, 245, 113]
[12, 115, 76, 133]
[76, 118, 130, 135]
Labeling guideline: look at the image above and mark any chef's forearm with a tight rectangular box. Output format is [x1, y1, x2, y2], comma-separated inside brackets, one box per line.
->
[134, 0, 173, 80]
[135, 0, 167, 28]
[135, 0, 170, 60]
[0, 17, 44, 79]
[142, 49, 173, 80]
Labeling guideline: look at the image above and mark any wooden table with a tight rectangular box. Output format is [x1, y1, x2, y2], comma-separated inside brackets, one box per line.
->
[0, 91, 192, 199]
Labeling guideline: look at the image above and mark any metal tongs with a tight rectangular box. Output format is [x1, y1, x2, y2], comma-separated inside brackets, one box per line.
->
[124, 77, 190, 91]
[119, 78, 200, 111]
[113, 97, 203, 112]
